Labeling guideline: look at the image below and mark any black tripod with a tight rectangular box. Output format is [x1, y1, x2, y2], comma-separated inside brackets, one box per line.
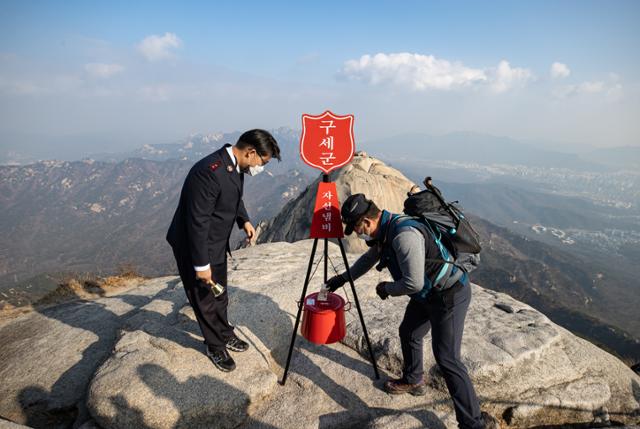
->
[280, 175, 380, 385]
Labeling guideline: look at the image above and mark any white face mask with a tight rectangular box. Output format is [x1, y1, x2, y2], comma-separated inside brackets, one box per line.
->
[358, 233, 372, 241]
[245, 165, 264, 176]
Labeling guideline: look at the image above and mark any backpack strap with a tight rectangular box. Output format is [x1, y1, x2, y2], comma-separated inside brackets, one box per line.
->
[390, 216, 463, 292]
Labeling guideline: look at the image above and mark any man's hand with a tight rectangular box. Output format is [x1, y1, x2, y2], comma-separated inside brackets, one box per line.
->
[243, 221, 256, 245]
[376, 282, 390, 300]
[195, 267, 212, 284]
[326, 273, 347, 292]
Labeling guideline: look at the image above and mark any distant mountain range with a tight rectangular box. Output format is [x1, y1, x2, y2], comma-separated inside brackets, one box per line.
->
[470, 215, 640, 361]
[419, 181, 640, 262]
[89, 127, 317, 177]
[1, 128, 638, 362]
[0, 128, 314, 286]
[360, 131, 640, 171]
[3, 129, 638, 172]
[579, 146, 640, 171]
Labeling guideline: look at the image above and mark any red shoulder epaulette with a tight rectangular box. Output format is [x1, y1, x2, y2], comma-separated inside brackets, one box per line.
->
[209, 161, 221, 171]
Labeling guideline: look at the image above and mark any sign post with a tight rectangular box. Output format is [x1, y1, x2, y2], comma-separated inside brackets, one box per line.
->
[280, 111, 380, 385]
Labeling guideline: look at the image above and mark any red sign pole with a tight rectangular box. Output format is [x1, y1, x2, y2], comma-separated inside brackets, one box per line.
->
[281, 111, 380, 386]
[309, 182, 344, 239]
[300, 109, 355, 239]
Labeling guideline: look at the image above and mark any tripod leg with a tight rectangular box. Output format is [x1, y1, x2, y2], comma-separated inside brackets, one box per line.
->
[280, 238, 319, 386]
[324, 238, 328, 284]
[337, 238, 380, 379]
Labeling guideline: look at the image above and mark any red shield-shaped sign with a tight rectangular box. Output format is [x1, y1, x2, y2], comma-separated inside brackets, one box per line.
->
[300, 110, 355, 174]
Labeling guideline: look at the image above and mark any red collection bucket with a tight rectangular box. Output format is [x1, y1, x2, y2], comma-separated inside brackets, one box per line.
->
[300, 292, 350, 344]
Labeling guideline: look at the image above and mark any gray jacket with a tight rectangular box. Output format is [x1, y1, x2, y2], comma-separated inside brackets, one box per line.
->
[348, 228, 425, 296]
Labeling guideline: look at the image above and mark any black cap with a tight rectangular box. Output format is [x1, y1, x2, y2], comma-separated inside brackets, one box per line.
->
[341, 193, 372, 235]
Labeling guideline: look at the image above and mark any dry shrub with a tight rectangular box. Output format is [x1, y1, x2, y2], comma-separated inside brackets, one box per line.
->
[101, 263, 146, 290]
[1, 266, 148, 319]
[116, 262, 144, 279]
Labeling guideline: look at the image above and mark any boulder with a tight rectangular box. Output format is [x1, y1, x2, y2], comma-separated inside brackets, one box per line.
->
[0, 419, 31, 429]
[1, 241, 639, 428]
[229, 241, 640, 427]
[255, 153, 417, 253]
[0, 277, 181, 428]
[241, 339, 457, 429]
[87, 329, 277, 429]
[85, 274, 279, 429]
[344, 282, 640, 426]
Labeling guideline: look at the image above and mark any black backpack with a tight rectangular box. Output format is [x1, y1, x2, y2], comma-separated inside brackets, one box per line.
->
[403, 177, 481, 274]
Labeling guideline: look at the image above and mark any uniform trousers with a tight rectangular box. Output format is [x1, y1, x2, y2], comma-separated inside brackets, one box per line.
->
[399, 282, 483, 429]
[172, 248, 234, 351]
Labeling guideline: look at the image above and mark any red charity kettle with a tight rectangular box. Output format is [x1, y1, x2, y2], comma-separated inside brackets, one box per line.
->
[300, 292, 350, 345]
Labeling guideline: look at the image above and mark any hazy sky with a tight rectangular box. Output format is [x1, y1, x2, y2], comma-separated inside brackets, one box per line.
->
[1, 0, 639, 159]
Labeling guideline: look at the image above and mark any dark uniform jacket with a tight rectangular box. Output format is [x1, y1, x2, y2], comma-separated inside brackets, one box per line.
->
[166, 144, 250, 266]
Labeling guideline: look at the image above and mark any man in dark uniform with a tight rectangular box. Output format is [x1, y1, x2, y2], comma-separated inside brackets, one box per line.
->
[326, 194, 487, 429]
[167, 129, 281, 372]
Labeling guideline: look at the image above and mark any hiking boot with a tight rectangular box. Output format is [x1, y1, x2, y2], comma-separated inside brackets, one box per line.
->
[481, 411, 500, 429]
[383, 378, 427, 396]
[206, 347, 236, 372]
[225, 335, 249, 352]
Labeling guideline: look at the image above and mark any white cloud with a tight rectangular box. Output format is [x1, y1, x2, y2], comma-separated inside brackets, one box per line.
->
[554, 81, 605, 98]
[552, 79, 624, 102]
[552, 70, 623, 101]
[137, 32, 182, 61]
[550, 62, 570, 79]
[340, 53, 487, 91]
[606, 83, 623, 101]
[340, 53, 534, 93]
[490, 60, 534, 93]
[580, 81, 605, 93]
[84, 63, 124, 78]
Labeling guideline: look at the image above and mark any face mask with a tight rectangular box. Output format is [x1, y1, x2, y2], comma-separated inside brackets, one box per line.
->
[247, 165, 264, 176]
[358, 233, 372, 241]
[242, 151, 266, 176]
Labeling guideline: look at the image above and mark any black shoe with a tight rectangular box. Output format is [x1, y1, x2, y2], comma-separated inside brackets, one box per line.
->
[226, 335, 249, 352]
[383, 378, 427, 396]
[206, 347, 236, 372]
[481, 411, 500, 429]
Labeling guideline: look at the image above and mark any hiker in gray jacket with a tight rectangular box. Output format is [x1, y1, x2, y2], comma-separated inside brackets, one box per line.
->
[326, 193, 485, 429]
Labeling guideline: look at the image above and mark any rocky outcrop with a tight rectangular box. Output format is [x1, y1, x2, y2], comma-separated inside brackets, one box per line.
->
[1, 241, 639, 428]
[345, 282, 640, 426]
[0, 420, 31, 429]
[87, 309, 278, 429]
[255, 152, 417, 253]
[0, 278, 184, 428]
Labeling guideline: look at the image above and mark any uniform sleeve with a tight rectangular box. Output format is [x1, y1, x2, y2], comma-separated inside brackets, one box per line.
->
[236, 198, 250, 229]
[385, 229, 425, 296]
[347, 246, 382, 281]
[184, 168, 220, 267]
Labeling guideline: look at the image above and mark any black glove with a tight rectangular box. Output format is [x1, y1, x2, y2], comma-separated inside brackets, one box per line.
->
[376, 282, 390, 300]
[326, 273, 347, 292]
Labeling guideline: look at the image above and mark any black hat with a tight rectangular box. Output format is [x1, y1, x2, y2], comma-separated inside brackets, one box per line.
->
[341, 193, 372, 235]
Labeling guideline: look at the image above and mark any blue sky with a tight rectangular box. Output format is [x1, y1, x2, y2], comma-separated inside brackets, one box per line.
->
[1, 1, 639, 159]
